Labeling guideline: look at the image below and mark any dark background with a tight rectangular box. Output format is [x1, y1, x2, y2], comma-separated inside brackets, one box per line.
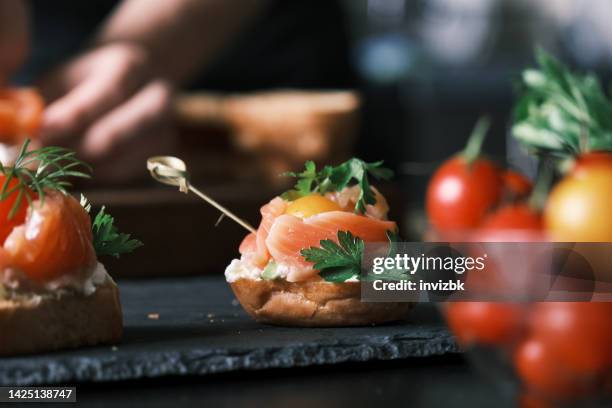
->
[15, 0, 612, 272]
[343, 0, 612, 204]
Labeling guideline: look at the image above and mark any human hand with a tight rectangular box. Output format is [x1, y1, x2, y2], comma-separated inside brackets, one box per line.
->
[39, 42, 176, 183]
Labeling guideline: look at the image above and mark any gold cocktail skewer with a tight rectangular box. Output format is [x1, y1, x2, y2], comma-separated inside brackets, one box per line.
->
[147, 156, 256, 233]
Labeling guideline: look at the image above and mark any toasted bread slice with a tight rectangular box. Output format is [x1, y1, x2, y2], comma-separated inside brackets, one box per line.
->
[0, 279, 122, 356]
[230, 278, 414, 327]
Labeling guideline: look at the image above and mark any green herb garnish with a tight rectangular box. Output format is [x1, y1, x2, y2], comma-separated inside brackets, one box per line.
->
[301, 230, 406, 283]
[513, 48, 612, 159]
[282, 158, 393, 214]
[301, 230, 364, 282]
[0, 139, 91, 218]
[262, 261, 279, 280]
[81, 195, 143, 258]
[379, 230, 410, 281]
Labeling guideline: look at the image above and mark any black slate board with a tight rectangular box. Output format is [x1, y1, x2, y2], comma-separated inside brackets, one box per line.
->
[0, 277, 458, 386]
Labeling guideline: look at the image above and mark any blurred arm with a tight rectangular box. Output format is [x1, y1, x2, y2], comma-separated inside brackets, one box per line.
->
[0, 0, 29, 83]
[95, 0, 269, 85]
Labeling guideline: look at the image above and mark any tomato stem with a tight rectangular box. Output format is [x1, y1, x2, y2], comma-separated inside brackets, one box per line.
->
[528, 161, 553, 211]
[463, 116, 491, 165]
[578, 122, 590, 154]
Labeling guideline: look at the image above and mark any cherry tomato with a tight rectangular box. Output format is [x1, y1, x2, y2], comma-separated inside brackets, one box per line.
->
[0, 88, 44, 143]
[502, 170, 533, 199]
[544, 164, 612, 241]
[0, 104, 17, 139]
[0, 176, 34, 244]
[530, 302, 612, 375]
[427, 157, 502, 231]
[445, 302, 525, 346]
[515, 338, 593, 399]
[481, 203, 542, 231]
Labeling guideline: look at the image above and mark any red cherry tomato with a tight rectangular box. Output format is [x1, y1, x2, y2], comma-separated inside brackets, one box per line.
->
[0, 176, 34, 244]
[502, 170, 533, 199]
[515, 338, 594, 399]
[426, 157, 502, 231]
[0, 88, 44, 143]
[481, 203, 542, 231]
[530, 302, 612, 375]
[445, 301, 525, 346]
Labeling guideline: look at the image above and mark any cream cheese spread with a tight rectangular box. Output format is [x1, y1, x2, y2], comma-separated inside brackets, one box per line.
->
[0, 262, 110, 301]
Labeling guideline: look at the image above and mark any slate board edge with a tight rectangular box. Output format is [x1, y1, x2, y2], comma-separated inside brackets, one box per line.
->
[1, 332, 459, 386]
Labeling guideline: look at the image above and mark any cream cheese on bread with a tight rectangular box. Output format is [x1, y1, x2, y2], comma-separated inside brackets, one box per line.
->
[225, 258, 357, 283]
[225, 259, 299, 282]
[0, 262, 110, 300]
[225, 259, 262, 282]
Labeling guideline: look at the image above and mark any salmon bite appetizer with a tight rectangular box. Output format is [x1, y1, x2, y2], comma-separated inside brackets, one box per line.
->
[0, 140, 141, 356]
[226, 158, 414, 327]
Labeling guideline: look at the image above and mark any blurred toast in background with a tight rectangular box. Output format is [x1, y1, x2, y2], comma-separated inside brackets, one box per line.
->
[175, 90, 359, 185]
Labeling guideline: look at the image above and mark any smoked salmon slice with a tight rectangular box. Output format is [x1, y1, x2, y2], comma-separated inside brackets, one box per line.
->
[239, 193, 397, 278]
[240, 197, 286, 267]
[2, 191, 96, 283]
[266, 211, 396, 280]
[306, 211, 395, 241]
[238, 231, 257, 254]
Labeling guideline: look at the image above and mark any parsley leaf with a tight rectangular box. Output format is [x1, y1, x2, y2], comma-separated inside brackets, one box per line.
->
[81, 195, 143, 258]
[301, 229, 406, 283]
[375, 230, 410, 281]
[386, 230, 401, 258]
[301, 230, 364, 282]
[282, 158, 393, 214]
[281, 160, 318, 199]
[92, 207, 143, 258]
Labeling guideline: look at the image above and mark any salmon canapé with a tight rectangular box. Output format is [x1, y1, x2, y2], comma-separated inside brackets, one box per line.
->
[0, 140, 141, 294]
[238, 187, 397, 282]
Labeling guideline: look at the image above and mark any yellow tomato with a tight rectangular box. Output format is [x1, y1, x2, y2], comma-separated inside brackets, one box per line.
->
[545, 166, 612, 242]
[285, 195, 341, 218]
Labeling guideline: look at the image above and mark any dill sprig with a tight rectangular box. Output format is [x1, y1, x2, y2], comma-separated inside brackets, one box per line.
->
[0, 139, 91, 218]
